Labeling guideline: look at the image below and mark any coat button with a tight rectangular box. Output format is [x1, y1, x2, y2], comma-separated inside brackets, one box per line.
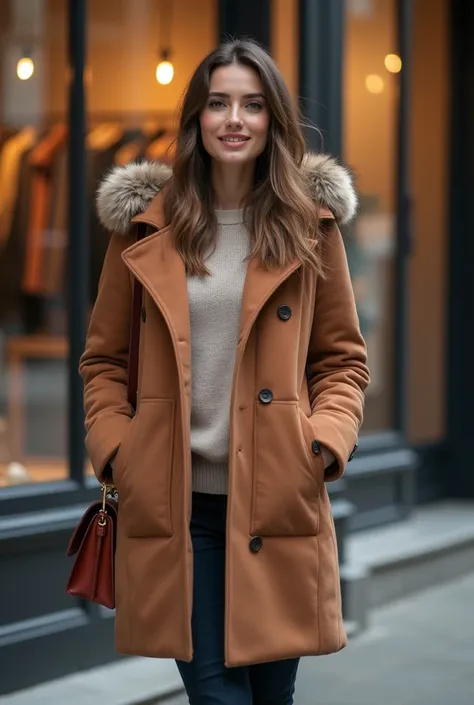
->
[312, 440, 321, 455]
[141, 307, 146, 323]
[249, 536, 263, 553]
[277, 305, 292, 321]
[348, 442, 359, 462]
[258, 388, 273, 404]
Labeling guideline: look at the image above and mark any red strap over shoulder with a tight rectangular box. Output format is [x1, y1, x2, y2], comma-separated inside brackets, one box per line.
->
[127, 223, 147, 411]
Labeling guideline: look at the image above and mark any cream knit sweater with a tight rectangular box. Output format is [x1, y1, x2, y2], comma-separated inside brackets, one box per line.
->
[187, 209, 250, 494]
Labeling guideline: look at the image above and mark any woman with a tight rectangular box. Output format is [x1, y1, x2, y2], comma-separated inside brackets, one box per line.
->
[80, 39, 369, 705]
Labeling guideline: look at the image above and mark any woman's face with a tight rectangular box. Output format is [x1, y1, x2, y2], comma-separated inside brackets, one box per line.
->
[200, 63, 270, 166]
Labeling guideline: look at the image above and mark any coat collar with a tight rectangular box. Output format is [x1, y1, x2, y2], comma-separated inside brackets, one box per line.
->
[100, 153, 356, 363]
[122, 226, 192, 353]
[123, 201, 303, 361]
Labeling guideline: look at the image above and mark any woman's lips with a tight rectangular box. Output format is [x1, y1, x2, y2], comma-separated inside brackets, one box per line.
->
[218, 136, 250, 148]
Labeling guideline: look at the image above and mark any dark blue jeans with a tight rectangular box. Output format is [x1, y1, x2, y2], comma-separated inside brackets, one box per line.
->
[176, 492, 299, 705]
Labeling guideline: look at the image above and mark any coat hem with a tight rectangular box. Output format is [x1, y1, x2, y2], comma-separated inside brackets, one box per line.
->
[223, 642, 347, 668]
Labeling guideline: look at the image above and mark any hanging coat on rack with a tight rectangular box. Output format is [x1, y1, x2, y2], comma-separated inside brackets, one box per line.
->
[22, 123, 68, 296]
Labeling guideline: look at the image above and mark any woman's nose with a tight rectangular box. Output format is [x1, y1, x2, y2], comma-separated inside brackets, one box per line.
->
[226, 105, 242, 128]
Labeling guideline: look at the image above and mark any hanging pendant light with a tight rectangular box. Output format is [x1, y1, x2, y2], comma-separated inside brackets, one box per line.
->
[156, 0, 174, 85]
[17, 50, 35, 81]
[156, 49, 174, 85]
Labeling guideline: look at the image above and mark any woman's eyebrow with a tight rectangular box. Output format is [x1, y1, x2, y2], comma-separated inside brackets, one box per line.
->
[208, 91, 266, 100]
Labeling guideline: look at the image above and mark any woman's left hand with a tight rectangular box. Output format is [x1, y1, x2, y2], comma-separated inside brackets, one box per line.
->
[321, 445, 336, 470]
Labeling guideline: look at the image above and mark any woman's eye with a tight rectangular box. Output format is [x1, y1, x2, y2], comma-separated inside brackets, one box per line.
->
[208, 100, 226, 109]
[246, 101, 263, 111]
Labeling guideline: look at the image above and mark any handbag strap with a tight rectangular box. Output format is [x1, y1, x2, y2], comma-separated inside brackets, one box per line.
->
[127, 222, 147, 411]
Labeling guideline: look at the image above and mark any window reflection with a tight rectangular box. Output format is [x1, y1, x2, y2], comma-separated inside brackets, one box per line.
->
[343, 0, 398, 432]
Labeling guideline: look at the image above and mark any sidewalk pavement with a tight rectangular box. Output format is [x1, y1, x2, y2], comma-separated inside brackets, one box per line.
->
[0, 657, 183, 705]
[293, 570, 474, 705]
[2, 573, 473, 705]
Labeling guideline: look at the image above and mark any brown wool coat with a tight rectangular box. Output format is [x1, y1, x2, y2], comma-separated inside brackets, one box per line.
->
[79, 153, 370, 666]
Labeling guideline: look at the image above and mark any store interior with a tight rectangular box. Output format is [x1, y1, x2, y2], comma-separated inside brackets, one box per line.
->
[0, 0, 217, 486]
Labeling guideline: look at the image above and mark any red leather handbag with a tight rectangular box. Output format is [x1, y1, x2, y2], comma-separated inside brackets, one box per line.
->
[66, 483, 118, 608]
[65, 224, 147, 609]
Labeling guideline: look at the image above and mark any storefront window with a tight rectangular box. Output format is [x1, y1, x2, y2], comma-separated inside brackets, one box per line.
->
[343, 0, 399, 432]
[0, 0, 69, 487]
[0, 0, 218, 489]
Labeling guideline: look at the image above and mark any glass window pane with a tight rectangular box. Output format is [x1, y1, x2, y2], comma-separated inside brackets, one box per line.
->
[271, 0, 299, 99]
[0, 0, 69, 488]
[343, 0, 399, 432]
[86, 0, 217, 303]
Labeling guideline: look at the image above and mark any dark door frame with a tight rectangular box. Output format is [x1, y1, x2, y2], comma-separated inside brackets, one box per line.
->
[447, 0, 474, 499]
[68, 0, 88, 485]
[219, 0, 271, 49]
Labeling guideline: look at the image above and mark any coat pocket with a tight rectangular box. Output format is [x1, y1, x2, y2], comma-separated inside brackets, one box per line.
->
[114, 398, 175, 538]
[250, 401, 321, 537]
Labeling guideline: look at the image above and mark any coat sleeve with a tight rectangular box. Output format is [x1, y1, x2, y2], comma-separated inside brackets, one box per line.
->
[306, 220, 370, 481]
[79, 233, 134, 483]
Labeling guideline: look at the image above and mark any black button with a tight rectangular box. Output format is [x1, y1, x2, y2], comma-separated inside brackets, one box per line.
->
[258, 389, 273, 404]
[312, 440, 321, 456]
[141, 307, 147, 323]
[348, 442, 359, 462]
[277, 305, 292, 321]
[249, 536, 263, 553]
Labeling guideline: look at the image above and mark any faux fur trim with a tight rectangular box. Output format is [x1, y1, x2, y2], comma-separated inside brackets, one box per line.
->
[301, 153, 358, 225]
[96, 153, 357, 234]
[96, 161, 172, 235]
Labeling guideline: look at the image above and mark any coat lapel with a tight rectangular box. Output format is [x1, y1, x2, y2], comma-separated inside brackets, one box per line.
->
[121, 225, 192, 378]
[123, 189, 306, 367]
[238, 206, 331, 342]
[123, 223, 301, 352]
[238, 255, 302, 348]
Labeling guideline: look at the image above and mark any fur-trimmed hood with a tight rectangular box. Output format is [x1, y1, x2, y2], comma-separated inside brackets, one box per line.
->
[96, 153, 357, 236]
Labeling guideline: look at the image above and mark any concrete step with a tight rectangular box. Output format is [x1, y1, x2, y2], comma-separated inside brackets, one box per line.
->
[342, 500, 474, 628]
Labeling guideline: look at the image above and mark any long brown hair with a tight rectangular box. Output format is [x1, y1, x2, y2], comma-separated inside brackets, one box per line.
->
[164, 39, 322, 276]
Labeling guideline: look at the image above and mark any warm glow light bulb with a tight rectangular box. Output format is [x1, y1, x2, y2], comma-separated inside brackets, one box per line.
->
[17, 57, 35, 80]
[365, 74, 385, 94]
[384, 53, 402, 73]
[156, 60, 174, 85]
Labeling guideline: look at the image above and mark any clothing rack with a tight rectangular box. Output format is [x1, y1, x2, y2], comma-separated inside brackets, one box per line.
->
[0, 114, 177, 319]
[1, 110, 177, 132]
